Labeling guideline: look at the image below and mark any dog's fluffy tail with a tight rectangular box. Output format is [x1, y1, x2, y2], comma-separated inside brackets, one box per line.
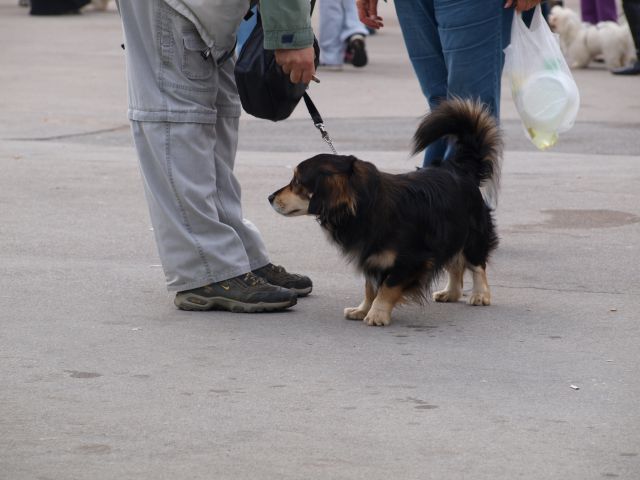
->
[412, 98, 503, 206]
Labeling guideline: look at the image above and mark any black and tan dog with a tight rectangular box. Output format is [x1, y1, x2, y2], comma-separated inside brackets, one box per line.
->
[269, 99, 501, 326]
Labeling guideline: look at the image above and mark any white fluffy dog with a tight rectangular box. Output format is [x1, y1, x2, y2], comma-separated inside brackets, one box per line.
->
[548, 5, 636, 69]
[91, 0, 111, 11]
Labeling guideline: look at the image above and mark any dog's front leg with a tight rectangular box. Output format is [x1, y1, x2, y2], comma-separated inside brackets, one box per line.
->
[362, 283, 403, 327]
[344, 279, 375, 321]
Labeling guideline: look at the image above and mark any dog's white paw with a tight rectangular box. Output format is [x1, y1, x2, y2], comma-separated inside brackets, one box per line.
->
[363, 309, 391, 327]
[433, 289, 461, 303]
[468, 293, 491, 306]
[344, 307, 368, 321]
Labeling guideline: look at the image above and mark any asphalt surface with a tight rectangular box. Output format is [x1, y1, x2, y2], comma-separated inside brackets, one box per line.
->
[1, 1, 639, 479]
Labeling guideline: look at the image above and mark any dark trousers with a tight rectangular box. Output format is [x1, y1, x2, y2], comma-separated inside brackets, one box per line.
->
[30, 0, 90, 15]
[623, 0, 640, 54]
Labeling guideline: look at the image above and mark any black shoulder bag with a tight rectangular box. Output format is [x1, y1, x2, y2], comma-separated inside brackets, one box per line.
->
[234, 1, 337, 153]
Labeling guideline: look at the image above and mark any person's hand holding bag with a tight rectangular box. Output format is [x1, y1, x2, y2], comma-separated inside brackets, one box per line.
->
[504, 0, 542, 12]
[275, 47, 316, 84]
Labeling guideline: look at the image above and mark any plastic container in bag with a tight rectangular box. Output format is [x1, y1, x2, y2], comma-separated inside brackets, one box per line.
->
[504, 6, 580, 150]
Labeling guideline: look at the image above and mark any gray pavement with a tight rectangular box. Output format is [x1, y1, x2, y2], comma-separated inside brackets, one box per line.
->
[1, 1, 639, 479]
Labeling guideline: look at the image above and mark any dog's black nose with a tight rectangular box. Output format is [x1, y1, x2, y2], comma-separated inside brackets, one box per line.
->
[268, 193, 276, 204]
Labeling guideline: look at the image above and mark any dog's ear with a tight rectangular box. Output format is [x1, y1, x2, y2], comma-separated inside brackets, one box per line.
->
[308, 173, 357, 223]
[333, 155, 357, 174]
[307, 156, 361, 221]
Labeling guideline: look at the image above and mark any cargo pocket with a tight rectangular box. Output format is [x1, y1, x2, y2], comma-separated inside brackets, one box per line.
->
[182, 33, 213, 80]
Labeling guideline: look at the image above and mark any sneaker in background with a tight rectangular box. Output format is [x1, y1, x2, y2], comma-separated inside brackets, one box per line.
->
[345, 34, 368, 68]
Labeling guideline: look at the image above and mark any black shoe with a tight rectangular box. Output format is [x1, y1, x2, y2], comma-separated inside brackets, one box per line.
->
[345, 34, 368, 68]
[252, 263, 313, 297]
[611, 61, 640, 75]
[174, 272, 297, 312]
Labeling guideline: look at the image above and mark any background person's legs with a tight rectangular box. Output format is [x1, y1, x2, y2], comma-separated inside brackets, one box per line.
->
[395, 0, 512, 166]
[581, 0, 599, 23]
[319, 0, 368, 67]
[595, 0, 618, 22]
[581, 0, 617, 23]
[613, 0, 640, 74]
[339, 0, 368, 43]
[319, 0, 347, 66]
[340, 0, 368, 67]
[394, 0, 449, 166]
[436, 0, 513, 122]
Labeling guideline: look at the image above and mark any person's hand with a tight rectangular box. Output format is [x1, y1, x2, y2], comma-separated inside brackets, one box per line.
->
[504, 0, 542, 12]
[356, 0, 384, 29]
[275, 47, 316, 84]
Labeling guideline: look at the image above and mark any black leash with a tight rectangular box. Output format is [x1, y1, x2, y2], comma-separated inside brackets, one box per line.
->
[303, 92, 337, 154]
[303, 0, 337, 152]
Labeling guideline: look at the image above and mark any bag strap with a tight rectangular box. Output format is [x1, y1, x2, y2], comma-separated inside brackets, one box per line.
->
[303, 93, 337, 154]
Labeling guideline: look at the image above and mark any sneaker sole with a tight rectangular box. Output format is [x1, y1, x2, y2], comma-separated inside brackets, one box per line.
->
[175, 294, 297, 313]
[290, 286, 312, 297]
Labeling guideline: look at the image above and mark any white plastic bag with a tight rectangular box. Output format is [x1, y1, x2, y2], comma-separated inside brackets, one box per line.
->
[504, 5, 580, 150]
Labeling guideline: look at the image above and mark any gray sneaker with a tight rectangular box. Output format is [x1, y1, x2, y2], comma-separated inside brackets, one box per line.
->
[252, 263, 312, 297]
[174, 272, 297, 313]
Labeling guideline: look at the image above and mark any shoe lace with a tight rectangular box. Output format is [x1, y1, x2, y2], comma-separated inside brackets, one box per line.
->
[242, 272, 267, 287]
[269, 264, 285, 274]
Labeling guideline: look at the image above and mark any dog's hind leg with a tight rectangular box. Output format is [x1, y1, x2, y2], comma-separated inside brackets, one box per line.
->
[433, 253, 465, 303]
[344, 279, 376, 321]
[462, 204, 496, 306]
[467, 263, 491, 306]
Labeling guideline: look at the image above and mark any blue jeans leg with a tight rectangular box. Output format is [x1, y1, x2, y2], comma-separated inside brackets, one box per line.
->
[395, 0, 513, 167]
[394, 0, 448, 166]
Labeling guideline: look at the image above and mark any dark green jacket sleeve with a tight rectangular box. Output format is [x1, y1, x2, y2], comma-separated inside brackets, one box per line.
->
[260, 0, 314, 50]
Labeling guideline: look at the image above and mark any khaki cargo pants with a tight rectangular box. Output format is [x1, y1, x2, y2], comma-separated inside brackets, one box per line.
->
[118, 0, 270, 292]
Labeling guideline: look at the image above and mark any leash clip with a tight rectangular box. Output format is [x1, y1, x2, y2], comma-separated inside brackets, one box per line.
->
[314, 122, 337, 155]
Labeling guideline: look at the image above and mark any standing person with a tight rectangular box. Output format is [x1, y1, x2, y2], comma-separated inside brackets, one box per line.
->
[319, 0, 369, 69]
[612, 0, 640, 74]
[580, 0, 617, 24]
[357, 0, 541, 167]
[117, 0, 315, 312]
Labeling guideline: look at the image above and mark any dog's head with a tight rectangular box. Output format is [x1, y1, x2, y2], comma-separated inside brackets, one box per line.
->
[548, 5, 579, 34]
[269, 154, 366, 224]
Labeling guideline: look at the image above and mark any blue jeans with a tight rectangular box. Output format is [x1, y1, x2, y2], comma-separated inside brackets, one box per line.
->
[394, 0, 514, 166]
